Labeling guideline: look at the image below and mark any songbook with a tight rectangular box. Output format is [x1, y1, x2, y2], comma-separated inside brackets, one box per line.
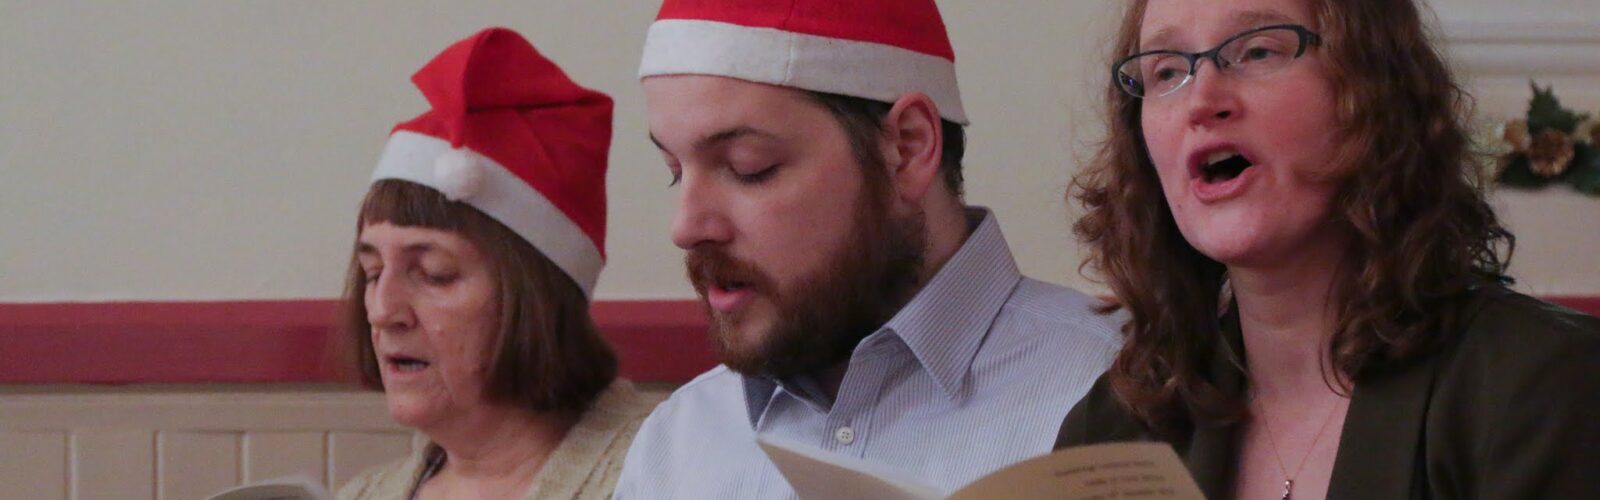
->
[205, 474, 331, 500]
[758, 437, 1205, 500]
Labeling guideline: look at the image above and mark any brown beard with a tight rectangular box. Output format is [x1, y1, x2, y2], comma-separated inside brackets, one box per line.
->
[684, 187, 926, 379]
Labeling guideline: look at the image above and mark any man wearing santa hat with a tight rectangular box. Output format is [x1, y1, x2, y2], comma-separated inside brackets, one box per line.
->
[612, 1, 1122, 498]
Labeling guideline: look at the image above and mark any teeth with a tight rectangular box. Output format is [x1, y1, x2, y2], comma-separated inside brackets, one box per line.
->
[1204, 149, 1240, 166]
[395, 360, 428, 372]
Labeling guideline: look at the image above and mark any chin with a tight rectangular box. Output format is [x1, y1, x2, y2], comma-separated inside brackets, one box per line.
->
[1176, 214, 1262, 261]
[384, 395, 445, 429]
[713, 318, 771, 357]
[709, 315, 782, 372]
[1184, 232, 1267, 267]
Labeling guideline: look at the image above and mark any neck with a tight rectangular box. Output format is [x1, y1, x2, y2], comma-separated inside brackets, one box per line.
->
[917, 198, 973, 285]
[1228, 238, 1351, 399]
[422, 404, 575, 481]
[817, 363, 850, 401]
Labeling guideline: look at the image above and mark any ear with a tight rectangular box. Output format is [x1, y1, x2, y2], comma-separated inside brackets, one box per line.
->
[878, 92, 944, 209]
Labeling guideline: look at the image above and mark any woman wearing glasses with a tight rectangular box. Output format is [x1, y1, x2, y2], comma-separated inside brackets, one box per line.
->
[1056, 0, 1600, 498]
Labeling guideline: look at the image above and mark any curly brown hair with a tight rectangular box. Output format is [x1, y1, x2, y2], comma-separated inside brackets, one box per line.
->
[1070, 0, 1514, 431]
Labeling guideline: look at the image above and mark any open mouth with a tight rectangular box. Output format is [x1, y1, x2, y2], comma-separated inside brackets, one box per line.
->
[1198, 150, 1254, 184]
[385, 354, 431, 372]
[712, 279, 751, 293]
[701, 277, 759, 313]
[684, 249, 767, 313]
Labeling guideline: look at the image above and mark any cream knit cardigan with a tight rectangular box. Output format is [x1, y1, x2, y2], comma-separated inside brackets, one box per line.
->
[337, 380, 661, 500]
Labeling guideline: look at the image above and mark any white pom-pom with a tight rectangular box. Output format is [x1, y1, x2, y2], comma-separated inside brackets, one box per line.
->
[433, 148, 485, 201]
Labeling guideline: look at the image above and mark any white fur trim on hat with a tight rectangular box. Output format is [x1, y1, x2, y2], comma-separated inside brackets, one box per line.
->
[639, 19, 969, 125]
[432, 148, 486, 201]
[371, 131, 604, 296]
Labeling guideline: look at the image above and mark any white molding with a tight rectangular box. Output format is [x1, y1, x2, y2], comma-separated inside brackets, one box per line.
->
[1441, 18, 1600, 77]
[0, 391, 405, 431]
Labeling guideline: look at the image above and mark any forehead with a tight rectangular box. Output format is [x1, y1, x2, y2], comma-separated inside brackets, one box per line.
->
[358, 223, 474, 256]
[1139, 0, 1312, 49]
[641, 75, 833, 151]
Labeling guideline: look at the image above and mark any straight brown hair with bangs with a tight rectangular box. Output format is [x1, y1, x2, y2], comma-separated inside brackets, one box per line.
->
[339, 179, 618, 414]
[1070, 0, 1513, 432]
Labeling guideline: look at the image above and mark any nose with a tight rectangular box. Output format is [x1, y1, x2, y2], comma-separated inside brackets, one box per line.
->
[669, 169, 734, 250]
[1182, 59, 1241, 127]
[366, 271, 416, 332]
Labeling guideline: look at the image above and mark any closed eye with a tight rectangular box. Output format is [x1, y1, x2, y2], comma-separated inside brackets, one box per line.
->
[734, 164, 782, 184]
[360, 266, 382, 286]
[413, 264, 458, 286]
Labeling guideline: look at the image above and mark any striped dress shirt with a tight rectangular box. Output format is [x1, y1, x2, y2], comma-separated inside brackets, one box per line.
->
[613, 208, 1122, 499]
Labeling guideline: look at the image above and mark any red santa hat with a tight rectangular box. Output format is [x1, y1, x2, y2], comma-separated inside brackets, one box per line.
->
[371, 27, 613, 296]
[638, 0, 969, 125]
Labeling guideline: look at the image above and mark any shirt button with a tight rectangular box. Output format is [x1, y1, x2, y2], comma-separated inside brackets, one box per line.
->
[834, 426, 855, 445]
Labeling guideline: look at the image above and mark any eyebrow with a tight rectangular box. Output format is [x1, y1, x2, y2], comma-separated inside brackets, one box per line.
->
[649, 125, 781, 155]
[1141, 9, 1297, 51]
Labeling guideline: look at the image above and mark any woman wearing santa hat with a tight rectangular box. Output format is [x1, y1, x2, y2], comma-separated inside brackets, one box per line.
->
[334, 27, 657, 500]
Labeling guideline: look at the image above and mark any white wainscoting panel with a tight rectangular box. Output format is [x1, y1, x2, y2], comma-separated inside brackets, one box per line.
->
[158, 431, 242, 500]
[0, 388, 413, 500]
[74, 429, 156, 500]
[0, 431, 68, 499]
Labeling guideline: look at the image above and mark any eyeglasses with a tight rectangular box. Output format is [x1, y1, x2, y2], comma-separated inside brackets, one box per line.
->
[1113, 24, 1322, 99]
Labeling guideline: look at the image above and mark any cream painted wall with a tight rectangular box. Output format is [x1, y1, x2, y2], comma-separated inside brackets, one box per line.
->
[1435, 1, 1600, 296]
[3, 1, 1597, 302]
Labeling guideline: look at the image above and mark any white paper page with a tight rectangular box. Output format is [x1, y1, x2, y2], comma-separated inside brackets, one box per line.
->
[948, 442, 1205, 500]
[206, 474, 331, 500]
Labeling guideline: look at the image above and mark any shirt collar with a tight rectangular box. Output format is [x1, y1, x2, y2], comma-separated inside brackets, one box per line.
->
[741, 207, 1023, 423]
[882, 207, 1022, 399]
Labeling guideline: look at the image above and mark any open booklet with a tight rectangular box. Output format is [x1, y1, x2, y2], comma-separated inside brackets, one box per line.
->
[758, 437, 1205, 500]
[205, 475, 331, 500]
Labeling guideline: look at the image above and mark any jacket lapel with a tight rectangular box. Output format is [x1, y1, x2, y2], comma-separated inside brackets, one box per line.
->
[1182, 303, 1250, 499]
[1185, 414, 1243, 499]
[1325, 352, 1439, 499]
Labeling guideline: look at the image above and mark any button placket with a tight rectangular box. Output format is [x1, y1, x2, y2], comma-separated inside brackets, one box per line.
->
[822, 332, 900, 454]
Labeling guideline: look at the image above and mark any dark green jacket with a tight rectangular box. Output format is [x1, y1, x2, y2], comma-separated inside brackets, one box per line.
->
[1056, 286, 1600, 499]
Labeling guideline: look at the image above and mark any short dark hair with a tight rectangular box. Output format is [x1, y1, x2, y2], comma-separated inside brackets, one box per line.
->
[339, 179, 618, 414]
[803, 91, 967, 197]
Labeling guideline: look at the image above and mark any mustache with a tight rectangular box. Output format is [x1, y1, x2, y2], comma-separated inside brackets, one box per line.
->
[684, 247, 775, 295]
